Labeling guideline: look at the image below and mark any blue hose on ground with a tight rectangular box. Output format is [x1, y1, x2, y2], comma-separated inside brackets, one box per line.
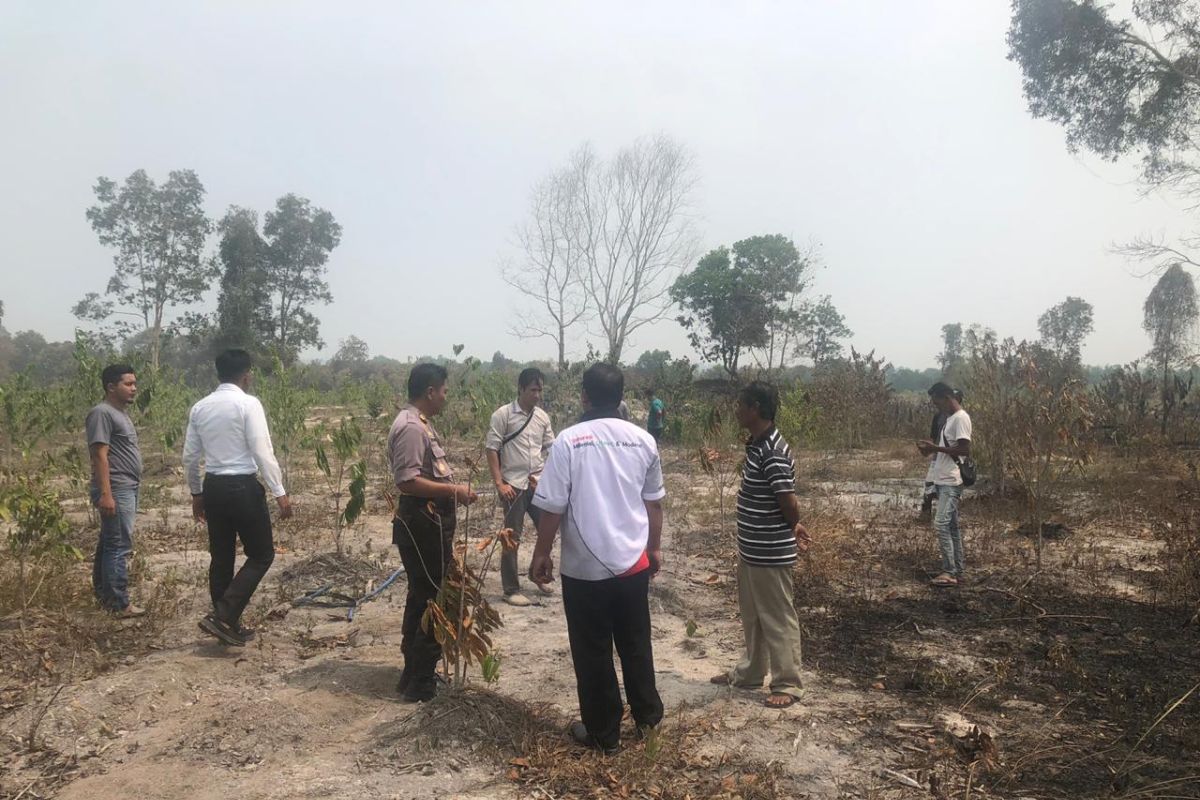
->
[347, 566, 406, 621]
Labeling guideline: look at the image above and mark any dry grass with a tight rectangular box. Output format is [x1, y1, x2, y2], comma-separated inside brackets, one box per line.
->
[0, 554, 186, 715]
[374, 686, 789, 799]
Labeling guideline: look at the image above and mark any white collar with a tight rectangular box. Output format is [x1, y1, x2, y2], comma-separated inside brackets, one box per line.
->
[217, 383, 245, 394]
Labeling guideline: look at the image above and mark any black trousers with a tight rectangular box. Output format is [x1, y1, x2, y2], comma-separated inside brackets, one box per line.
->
[202, 474, 275, 625]
[562, 570, 664, 749]
[394, 499, 455, 694]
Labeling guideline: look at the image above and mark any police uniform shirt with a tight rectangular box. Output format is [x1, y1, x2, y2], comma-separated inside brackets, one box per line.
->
[387, 404, 453, 491]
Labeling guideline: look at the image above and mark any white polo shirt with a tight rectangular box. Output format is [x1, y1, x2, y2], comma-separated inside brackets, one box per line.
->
[532, 417, 666, 581]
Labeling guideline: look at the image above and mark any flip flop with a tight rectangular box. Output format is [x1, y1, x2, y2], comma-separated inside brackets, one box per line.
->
[930, 573, 958, 587]
[765, 693, 797, 708]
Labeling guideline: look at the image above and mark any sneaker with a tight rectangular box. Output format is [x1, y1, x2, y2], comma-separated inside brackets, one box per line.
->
[569, 721, 618, 755]
[504, 593, 532, 607]
[929, 573, 958, 588]
[113, 604, 146, 619]
[235, 623, 256, 641]
[199, 614, 246, 647]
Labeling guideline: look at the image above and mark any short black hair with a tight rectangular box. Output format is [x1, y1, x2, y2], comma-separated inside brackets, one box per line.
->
[738, 381, 779, 422]
[408, 363, 448, 400]
[100, 364, 135, 393]
[928, 382, 955, 399]
[216, 349, 253, 382]
[518, 367, 545, 390]
[581, 363, 624, 408]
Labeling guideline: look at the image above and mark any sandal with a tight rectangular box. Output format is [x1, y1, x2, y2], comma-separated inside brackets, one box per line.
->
[765, 693, 797, 708]
[930, 573, 958, 587]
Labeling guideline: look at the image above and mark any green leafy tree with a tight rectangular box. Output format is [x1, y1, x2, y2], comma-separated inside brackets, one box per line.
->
[671, 235, 811, 379]
[1038, 295, 1094, 365]
[634, 349, 673, 372]
[1009, 0, 1200, 190]
[937, 323, 964, 377]
[315, 417, 366, 555]
[76, 169, 214, 371]
[332, 335, 369, 366]
[262, 194, 342, 364]
[1009, 2, 1200, 275]
[796, 295, 852, 365]
[214, 207, 273, 355]
[1143, 264, 1199, 434]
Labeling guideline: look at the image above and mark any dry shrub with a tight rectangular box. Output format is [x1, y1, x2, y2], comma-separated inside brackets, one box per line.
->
[791, 497, 866, 601]
[381, 687, 787, 799]
[0, 556, 185, 710]
[1151, 481, 1200, 617]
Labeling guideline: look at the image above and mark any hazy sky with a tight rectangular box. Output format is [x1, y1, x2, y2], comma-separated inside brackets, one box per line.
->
[2, 1, 1193, 369]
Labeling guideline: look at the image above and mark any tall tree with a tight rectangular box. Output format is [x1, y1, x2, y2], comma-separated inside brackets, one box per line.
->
[671, 235, 809, 379]
[579, 136, 699, 363]
[214, 207, 272, 354]
[75, 169, 214, 371]
[937, 323, 964, 376]
[1009, 0, 1200, 190]
[1009, 1, 1200, 277]
[1037, 295, 1095, 363]
[332, 335, 369, 366]
[504, 150, 591, 374]
[1143, 263, 1199, 433]
[262, 194, 342, 364]
[795, 295, 852, 365]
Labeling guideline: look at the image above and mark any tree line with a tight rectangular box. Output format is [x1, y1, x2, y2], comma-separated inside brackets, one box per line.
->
[70, 169, 341, 372]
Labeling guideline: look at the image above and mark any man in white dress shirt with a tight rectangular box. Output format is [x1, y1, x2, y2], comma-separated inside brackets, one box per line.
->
[485, 367, 555, 606]
[183, 349, 293, 646]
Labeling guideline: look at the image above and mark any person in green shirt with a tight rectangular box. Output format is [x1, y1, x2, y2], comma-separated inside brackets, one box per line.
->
[645, 389, 665, 443]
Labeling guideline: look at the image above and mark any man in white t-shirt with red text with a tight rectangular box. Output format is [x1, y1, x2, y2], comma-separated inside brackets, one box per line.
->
[529, 363, 666, 755]
[917, 382, 972, 588]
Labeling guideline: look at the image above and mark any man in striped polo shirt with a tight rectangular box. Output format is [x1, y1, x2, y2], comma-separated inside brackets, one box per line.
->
[711, 381, 810, 708]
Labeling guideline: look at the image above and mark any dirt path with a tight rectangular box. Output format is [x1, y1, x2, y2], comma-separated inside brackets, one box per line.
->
[9, 508, 913, 800]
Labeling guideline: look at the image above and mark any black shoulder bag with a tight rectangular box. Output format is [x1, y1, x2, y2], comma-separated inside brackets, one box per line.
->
[955, 455, 977, 487]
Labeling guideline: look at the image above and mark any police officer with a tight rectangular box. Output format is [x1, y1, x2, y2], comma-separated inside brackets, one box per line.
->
[387, 363, 477, 702]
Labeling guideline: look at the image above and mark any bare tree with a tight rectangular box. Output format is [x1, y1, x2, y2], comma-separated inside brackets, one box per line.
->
[504, 150, 591, 374]
[578, 135, 699, 363]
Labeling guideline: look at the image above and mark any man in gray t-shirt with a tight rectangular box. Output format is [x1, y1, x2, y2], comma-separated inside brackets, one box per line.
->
[86, 364, 144, 616]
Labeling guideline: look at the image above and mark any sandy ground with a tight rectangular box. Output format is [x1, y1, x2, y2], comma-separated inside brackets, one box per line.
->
[5, 494, 930, 800]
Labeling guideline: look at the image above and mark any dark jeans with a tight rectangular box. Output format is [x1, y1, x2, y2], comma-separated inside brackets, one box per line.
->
[562, 570, 663, 749]
[394, 498, 455, 696]
[501, 487, 541, 595]
[649, 427, 663, 444]
[90, 486, 138, 611]
[202, 474, 275, 625]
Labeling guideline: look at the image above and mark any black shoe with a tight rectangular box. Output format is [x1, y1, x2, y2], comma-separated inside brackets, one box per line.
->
[235, 623, 256, 641]
[396, 665, 413, 696]
[401, 677, 438, 703]
[570, 721, 618, 755]
[199, 614, 246, 647]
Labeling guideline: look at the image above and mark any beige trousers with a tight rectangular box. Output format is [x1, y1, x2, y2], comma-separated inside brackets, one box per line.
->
[727, 559, 804, 698]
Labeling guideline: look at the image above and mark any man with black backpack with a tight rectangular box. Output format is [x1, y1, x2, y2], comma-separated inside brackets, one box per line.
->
[486, 367, 556, 606]
[917, 383, 973, 588]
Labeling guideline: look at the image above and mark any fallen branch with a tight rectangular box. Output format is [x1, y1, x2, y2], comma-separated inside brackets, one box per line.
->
[879, 768, 923, 790]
